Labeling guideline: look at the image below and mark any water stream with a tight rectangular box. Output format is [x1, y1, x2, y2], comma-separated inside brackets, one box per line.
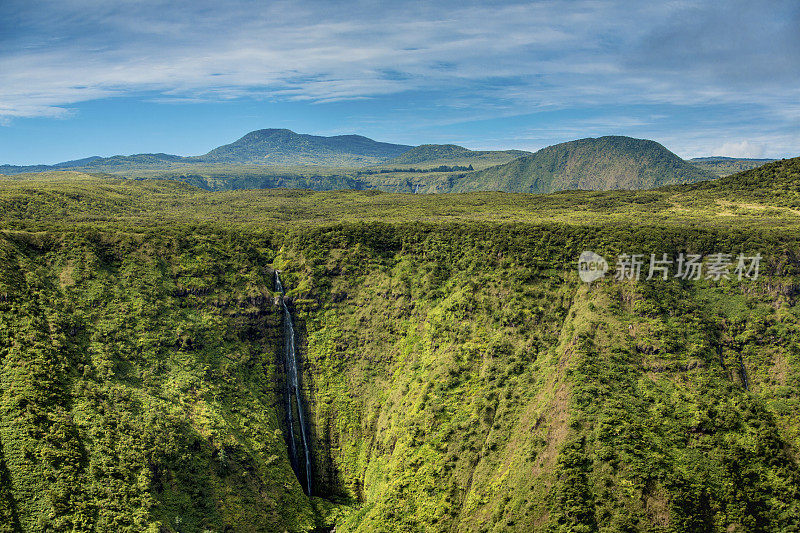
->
[276, 271, 313, 496]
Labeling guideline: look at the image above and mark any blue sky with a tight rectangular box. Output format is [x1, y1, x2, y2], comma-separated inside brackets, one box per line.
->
[1, 0, 798, 165]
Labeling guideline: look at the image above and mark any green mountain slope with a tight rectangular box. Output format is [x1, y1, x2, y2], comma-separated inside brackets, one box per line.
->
[384, 144, 529, 169]
[1, 161, 800, 531]
[3, 134, 748, 196]
[713, 156, 799, 190]
[194, 129, 412, 166]
[80, 153, 188, 170]
[0, 130, 414, 176]
[681, 157, 800, 208]
[388, 143, 474, 163]
[446, 136, 716, 193]
[688, 157, 776, 177]
[1, 154, 193, 175]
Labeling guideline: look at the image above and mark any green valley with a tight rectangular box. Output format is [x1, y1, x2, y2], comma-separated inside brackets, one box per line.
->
[4, 0, 798, 530]
[0, 159, 799, 531]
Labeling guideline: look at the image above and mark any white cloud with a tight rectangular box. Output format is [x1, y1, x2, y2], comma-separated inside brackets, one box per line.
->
[0, 1, 795, 117]
[0, 0, 798, 158]
[711, 140, 767, 159]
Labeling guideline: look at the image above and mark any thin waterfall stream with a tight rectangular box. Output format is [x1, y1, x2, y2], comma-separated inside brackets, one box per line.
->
[276, 271, 313, 496]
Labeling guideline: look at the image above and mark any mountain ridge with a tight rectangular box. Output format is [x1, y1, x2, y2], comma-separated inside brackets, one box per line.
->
[442, 135, 717, 193]
[2, 131, 783, 194]
[194, 128, 413, 165]
[0, 129, 416, 173]
[384, 143, 529, 169]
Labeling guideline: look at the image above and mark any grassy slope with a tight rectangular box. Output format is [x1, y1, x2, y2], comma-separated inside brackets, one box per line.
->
[9, 164, 461, 193]
[195, 129, 413, 166]
[448, 136, 716, 193]
[0, 160, 800, 531]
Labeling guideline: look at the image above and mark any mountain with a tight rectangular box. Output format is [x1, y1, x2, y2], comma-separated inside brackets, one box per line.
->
[194, 128, 413, 166]
[443, 136, 716, 193]
[1, 133, 725, 195]
[688, 156, 775, 177]
[80, 153, 188, 170]
[2, 153, 192, 175]
[388, 143, 474, 163]
[0, 157, 102, 175]
[0, 129, 414, 175]
[384, 143, 529, 169]
[714, 156, 798, 189]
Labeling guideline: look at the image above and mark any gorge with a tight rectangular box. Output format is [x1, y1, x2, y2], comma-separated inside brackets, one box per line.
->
[276, 271, 313, 496]
[0, 159, 799, 531]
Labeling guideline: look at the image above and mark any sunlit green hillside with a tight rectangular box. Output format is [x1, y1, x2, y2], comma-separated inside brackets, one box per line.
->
[1, 159, 799, 532]
[449, 136, 716, 193]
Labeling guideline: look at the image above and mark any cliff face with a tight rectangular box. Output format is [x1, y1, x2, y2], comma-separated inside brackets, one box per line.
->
[1, 222, 799, 532]
[0, 232, 316, 532]
[286, 224, 800, 532]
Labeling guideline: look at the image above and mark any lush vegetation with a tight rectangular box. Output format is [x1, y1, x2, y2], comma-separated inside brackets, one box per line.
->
[3, 159, 800, 231]
[0, 230, 325, 532]
[0, 158, 799, 531]
[450, 136, 717, 193]
[358, 165, 474, 174]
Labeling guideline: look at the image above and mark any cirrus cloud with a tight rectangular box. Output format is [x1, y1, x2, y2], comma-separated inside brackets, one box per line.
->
[1, 0, 798, 158]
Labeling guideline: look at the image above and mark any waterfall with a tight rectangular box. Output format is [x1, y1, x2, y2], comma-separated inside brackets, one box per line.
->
[275, 271, 313, 496]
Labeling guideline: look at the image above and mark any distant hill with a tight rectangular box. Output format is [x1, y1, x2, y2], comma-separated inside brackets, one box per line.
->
[0, 129, 414, 175]
[684, 156, 800, 206]
[51, 156, 104, 168]
[81, 153, 188, 171]
[385, 144, 529, 170]
[0, 156, 104, 175]
[194, 129, 412, 166]
[714, 157, 798, 189]
[688, 156, 775, 177]
[443, 136, 716, 193]
[2, 153, 195, 175]
[388, 144, 473, 163]
[3, 132, 748, 195]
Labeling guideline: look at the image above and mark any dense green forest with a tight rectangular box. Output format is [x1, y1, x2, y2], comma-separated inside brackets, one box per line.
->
[0, 158, 799, 531]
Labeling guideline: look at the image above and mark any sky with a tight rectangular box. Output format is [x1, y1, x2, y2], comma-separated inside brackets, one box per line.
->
[1, 0, 798, 165]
